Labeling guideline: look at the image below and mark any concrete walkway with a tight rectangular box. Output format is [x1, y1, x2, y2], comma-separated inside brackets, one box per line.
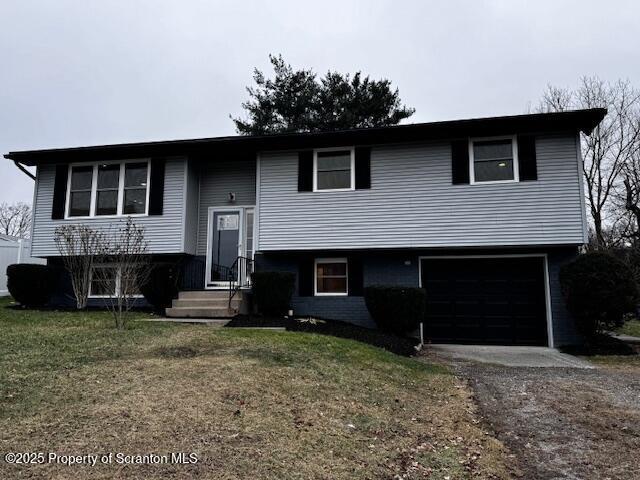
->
[428, 344, 593, 368]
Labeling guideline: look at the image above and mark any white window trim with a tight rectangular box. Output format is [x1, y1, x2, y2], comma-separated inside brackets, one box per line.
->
[88, 264, 144, 299]
[65, 159, 151, 219]
[468, 136, 519, 185]
[314, 257, 349, 296]
[312, 147, 355, 192]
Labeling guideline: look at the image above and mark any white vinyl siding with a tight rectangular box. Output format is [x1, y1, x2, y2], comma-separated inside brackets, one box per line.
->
[31, 158, 187, 257]
[257, 135, 585, 250]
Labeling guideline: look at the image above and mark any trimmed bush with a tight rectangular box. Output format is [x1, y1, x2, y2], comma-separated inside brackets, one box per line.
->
[139, 264, 180, 312]
[7, 264, 53, 306]
[364, 285, 426, 334]
[251, 271, 296, 316]
[560, 252, 638, 338]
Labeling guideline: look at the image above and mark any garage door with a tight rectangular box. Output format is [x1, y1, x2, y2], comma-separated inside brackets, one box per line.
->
[420, 257, 548, 346]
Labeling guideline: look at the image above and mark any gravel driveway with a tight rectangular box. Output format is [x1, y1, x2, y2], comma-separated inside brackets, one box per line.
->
[429, 354, 640, 479]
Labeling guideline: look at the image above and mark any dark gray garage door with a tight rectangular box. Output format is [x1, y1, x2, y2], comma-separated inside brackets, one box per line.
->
[420, 257, 548, 346]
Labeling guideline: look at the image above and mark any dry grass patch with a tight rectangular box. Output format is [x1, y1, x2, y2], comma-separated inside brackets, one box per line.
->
[0, 299, 512, 479]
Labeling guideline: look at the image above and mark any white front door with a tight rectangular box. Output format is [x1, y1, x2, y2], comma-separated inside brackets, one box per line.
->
[205, 206, 255, 289]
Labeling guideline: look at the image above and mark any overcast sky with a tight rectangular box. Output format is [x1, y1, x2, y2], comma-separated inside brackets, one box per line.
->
[1, 0, 638, 204]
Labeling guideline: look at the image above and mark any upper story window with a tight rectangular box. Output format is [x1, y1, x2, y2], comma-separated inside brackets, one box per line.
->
[470, 137, 519, 184]
[313, 148, 355, 191]
[68, 165, 93, 217]
[66, 160, 149, 218]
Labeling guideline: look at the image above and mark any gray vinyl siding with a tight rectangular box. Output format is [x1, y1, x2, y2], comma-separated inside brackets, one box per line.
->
[31, 158, 187, 257]
[195, 158, 256, 256]
[258, 135, 585, 251]
[183, 158, 200, 255]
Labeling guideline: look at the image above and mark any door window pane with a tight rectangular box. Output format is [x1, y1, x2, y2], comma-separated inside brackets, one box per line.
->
[210, 211, 240, 283]
[316, 151, 352, 190]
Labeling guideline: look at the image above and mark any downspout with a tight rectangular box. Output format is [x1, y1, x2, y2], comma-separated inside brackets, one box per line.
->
[13, 160, 35, 180]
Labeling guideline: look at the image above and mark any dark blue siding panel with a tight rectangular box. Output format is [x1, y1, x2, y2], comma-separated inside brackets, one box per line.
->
[255, 252, 420, 328]
[547, 247, 581, 346]
[256, 247, 582, 345]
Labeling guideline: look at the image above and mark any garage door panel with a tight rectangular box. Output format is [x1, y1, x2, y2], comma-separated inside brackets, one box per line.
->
[421, 257, 548, 346]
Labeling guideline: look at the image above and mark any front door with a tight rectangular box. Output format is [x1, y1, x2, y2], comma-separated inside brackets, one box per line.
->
[207, 208, 243, 288]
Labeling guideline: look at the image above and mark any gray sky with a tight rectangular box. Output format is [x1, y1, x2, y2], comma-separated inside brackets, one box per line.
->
[1, 0, 638, 204]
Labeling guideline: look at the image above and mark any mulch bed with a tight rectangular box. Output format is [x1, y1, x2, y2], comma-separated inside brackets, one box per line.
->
[227, 315, 420, 356]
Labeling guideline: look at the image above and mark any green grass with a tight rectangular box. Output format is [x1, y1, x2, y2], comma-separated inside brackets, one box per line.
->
[617, 319, 640, 338]
[0, 297, 511, 479]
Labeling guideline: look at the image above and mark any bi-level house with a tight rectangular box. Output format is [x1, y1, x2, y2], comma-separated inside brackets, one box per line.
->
[5, 108, 606, 347]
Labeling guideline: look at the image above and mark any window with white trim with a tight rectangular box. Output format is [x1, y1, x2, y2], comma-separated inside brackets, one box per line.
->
[470, 137, 518, 183]
[313, 148, 354, 191]
[66, 160, 150, 218]
[89, 264, 118, 297]
[89, 264, 142, 298]
[68, 165, 93, 217]
[315, 258, 348, 296]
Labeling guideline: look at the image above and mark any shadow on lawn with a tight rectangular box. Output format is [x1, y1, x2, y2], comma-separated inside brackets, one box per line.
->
[560, 333, 639, 356]
[226, 315, 420, 357]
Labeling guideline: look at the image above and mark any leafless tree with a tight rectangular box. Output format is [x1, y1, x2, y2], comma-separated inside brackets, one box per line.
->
[537, 77, 640, 249]
[621, 152, 640, 247]
[54, 224, 105, 309]
[93, 218, 152, 330]
[0, 202, 32, 238]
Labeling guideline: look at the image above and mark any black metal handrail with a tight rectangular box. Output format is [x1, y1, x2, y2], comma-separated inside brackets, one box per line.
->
[228, 256, 253, 309]
[211, 263, 237, 282]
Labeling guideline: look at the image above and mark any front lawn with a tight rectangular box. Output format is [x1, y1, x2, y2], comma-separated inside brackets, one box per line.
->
[0, 298, 511, 479]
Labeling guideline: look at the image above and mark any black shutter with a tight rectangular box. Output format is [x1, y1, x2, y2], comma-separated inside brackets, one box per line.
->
[148, 158, 165, 215]
[518, 135, 538, 181]
[348, 256, 364, 296]
[52, 164, 69, 219]
[451, 139, 470, 185]
[298, 151, 313, 192]
[355, 147, 371, 189]
[298, 257, 314, 296]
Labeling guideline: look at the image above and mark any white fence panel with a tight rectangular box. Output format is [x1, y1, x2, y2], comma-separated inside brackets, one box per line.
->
[0, 240, 46, 296]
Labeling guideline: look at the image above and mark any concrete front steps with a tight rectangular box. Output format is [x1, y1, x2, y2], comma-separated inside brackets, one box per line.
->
[166, 290, 245, 319]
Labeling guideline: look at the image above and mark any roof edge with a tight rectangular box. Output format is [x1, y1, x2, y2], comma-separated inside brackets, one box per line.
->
[5, 108, 607, 165]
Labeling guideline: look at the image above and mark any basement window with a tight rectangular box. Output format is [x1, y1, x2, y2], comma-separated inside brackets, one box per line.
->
[89, 264, 143, 298]
[315, 258, 348, 296]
